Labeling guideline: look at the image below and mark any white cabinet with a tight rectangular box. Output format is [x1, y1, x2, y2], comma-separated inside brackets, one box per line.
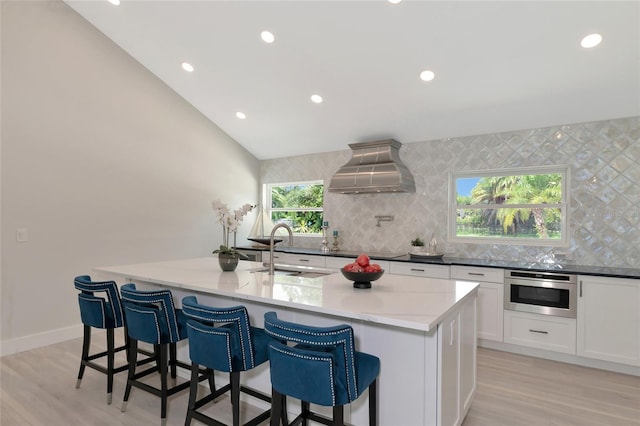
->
[325, 256, 390, 272]
[577, 275, 640, 366]
[389, 261, 450, 279]
[274, 252, 326, 268]
[438, 294, 477, 426]
[438, 310, 460, 426]
[504, 310, 576, 355]
[451, 266, 504, 342]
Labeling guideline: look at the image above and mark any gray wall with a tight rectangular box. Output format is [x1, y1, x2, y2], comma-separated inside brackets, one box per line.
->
[262, 116, 640, 268]
[1, 1, 260, 354]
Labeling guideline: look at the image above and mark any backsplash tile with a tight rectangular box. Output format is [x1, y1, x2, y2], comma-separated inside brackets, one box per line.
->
[260, 116, 640, 268]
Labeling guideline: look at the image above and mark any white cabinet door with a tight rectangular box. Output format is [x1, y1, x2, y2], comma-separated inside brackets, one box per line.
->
[476, 282, 504, 342]
[437, 293, 477, 426]
[389, 261, 450, 279]
[459, 297, 477, 418]
[577, 276, 640, 366]
[451, 266, 503, 342]
[438, 310, 460, 426]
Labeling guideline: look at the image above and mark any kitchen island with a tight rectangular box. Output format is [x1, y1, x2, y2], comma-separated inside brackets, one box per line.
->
[94, 257, 479, 426]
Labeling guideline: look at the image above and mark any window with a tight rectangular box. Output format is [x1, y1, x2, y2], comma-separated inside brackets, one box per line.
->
[266, 181, 324, 235]
[449, 166, 569, 246]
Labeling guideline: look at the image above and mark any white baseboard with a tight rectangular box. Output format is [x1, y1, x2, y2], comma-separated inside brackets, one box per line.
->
[1, 324, 83, 357]
[479, 338, 640, 377]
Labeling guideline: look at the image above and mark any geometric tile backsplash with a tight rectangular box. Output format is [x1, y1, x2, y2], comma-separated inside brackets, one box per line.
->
[261, 116, 640, 268]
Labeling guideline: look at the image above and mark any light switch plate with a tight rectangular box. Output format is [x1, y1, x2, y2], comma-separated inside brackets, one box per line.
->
[16, 228, 28, 242]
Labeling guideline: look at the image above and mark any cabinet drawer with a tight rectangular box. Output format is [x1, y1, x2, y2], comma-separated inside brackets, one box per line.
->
[277, 253, 326, 267]
[389, 262, 450, 279]
[504, 310, 576, 355]
[451, 266, 503, 283]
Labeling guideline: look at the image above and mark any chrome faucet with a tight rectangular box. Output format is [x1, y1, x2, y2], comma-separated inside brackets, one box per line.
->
[269, 223, 293, 275]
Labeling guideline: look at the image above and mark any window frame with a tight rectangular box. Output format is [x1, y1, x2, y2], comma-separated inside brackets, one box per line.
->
[448, 165, 570, 247]
[265, 180, 324, 237]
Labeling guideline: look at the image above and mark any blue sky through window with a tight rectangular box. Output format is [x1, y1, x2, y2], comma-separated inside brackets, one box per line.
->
[456, 177, 480, 197]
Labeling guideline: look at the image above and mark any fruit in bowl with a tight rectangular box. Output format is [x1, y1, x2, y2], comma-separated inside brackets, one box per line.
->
[341, 254, 384, 289]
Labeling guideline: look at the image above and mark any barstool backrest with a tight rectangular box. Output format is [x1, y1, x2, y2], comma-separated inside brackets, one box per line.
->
[263, 311, 359, 406]
[182, 295, 257, 372]
[120, 283, 182, 344]
[74, 275, 124, 329]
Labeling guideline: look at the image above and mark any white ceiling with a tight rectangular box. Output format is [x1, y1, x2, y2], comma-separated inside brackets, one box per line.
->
[65, 1, 640, 160]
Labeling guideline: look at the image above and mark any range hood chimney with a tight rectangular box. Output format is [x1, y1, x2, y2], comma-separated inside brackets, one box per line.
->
[328, 139, 416, 194]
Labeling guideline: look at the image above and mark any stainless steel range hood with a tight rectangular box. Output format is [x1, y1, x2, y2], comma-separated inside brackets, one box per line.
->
[328, 139, 416, 194]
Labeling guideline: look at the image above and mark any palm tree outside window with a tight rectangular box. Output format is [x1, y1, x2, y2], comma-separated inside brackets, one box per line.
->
[449, 166, 569, 247]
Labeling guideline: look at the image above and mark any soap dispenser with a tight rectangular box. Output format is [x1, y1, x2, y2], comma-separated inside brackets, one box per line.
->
[428, 233, 438, 254]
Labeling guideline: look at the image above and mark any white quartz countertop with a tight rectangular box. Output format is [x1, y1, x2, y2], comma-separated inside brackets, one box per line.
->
[94, 257, 478, 332]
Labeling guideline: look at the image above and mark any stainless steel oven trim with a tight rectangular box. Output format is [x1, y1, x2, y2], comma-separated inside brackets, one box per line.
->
[504, 270, 577, 318]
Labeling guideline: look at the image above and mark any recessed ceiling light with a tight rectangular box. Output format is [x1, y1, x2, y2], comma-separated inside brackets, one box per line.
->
[388, 0, 402, 4]
[419, 70, 435, 82]
[581, 33, 602, 48]
[108, 0, 120, 5]
[181, 62, 194, 72]
[235, 112, 247, 120]
[310, 94, 323, 104]
[261, 31, 275, 44]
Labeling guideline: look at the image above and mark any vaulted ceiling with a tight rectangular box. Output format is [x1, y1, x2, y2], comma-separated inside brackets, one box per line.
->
[65, 1, 639, 160]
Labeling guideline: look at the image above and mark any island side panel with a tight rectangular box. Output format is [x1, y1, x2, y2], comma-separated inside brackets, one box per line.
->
[356, 320, 438, 426]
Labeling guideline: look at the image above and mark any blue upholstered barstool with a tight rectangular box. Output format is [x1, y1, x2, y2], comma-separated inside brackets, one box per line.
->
[74, 275, 129, 404]
[182, 295, 273, 426]
[263, 311, 380, 426]
[120, 283, 210, 421]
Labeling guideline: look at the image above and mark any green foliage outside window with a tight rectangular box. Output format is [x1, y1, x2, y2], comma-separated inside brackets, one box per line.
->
[268, 182, 324, 234]
[453, 169, 566, 244]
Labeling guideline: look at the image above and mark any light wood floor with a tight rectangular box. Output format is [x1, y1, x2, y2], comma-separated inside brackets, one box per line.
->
[1, 334, 639, 425]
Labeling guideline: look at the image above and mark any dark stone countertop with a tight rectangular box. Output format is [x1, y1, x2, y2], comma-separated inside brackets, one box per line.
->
[237, 245, 640, 279]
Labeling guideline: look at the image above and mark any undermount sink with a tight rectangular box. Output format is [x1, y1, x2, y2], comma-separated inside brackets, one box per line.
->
[249, 264, 333, 278]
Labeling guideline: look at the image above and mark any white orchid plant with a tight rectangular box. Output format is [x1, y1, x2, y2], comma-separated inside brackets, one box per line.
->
[212, 200, 255, 257]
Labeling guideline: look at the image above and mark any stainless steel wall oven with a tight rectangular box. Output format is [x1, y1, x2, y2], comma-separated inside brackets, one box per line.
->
[504, 270, 577, 318]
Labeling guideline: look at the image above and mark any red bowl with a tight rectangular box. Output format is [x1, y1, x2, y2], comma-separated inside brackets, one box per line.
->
[340, 268, 384, 289]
